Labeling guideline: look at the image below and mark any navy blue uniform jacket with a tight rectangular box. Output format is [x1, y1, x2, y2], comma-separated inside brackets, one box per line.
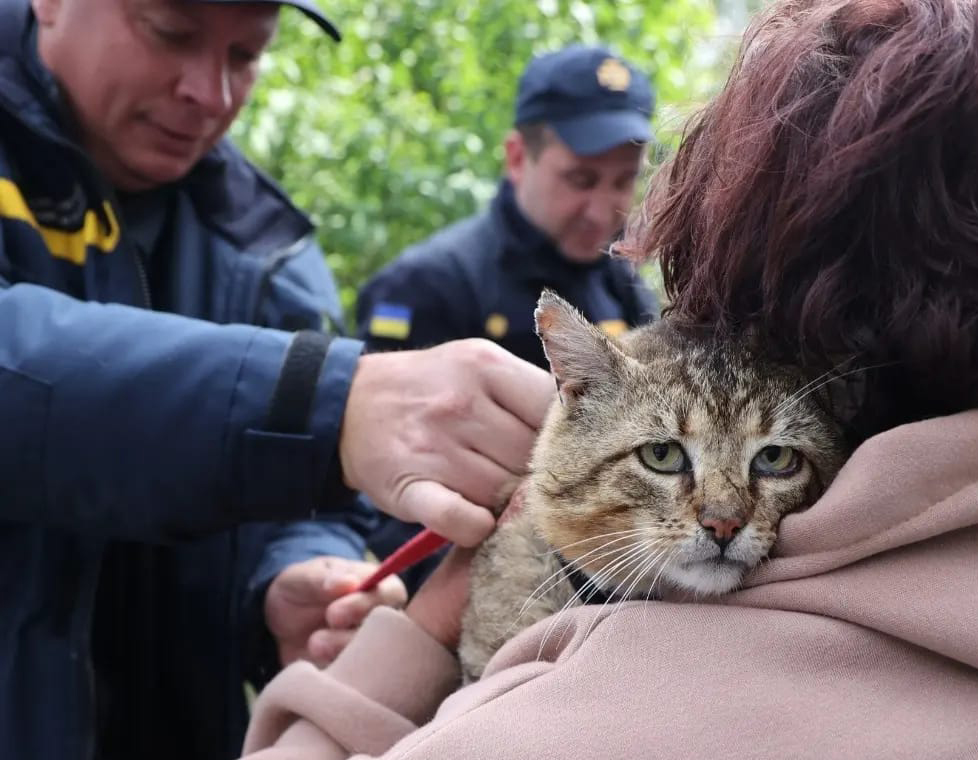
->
[0, 4, 371, 759]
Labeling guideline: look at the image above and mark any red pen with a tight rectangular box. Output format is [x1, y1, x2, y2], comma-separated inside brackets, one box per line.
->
[355, 528, 450, 592]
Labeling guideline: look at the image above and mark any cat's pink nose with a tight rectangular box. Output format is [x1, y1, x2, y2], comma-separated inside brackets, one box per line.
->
[698, 516, 743, 549]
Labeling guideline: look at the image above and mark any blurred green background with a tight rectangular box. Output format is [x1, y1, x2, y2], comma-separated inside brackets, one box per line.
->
[232, 0, 759, 323]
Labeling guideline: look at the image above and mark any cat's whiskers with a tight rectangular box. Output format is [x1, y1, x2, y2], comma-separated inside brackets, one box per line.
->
[538, 538, 668, 658]
[535, 538, 656, 660]
[647, 547, 679, 592]
[540, 527, 648, 559]
[642, 548, 680, 626]
[770, 358, 858, 419]
[513, 545, 642, 636]
[518, 537, 659, 633]
[599, 545, 679, 641]
[518, 531, 656, 618]
[774, 359, 897, 421]
[577, 539, 663, 601]
[580, 544, 678, 644]
[619, 545, 673, 601]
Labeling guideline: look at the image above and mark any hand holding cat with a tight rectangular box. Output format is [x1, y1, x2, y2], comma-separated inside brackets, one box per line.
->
[265, 556, 408, 667]
[339, 339, 553, 547]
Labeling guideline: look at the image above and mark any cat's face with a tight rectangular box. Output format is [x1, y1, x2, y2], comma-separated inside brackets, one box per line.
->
[529, 291, 847, 596]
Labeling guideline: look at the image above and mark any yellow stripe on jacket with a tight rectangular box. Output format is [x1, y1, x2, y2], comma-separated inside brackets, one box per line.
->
[0, 177, 120, 265]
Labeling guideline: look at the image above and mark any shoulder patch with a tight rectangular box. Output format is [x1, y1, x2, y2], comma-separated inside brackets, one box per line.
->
[369, 302, 412, 340]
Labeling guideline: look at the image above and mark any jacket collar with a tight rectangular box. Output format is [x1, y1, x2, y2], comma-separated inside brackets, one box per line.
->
[491, 179, 609, 287]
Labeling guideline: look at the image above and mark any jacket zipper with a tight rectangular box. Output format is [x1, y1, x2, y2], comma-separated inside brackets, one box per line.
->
[132, 246, 152, 309]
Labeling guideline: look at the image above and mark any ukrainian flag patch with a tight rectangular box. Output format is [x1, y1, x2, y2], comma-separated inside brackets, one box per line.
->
[368, 302, 412, 340]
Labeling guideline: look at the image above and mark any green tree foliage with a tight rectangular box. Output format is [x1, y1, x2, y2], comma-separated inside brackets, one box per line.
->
[232, 0, 724, 319]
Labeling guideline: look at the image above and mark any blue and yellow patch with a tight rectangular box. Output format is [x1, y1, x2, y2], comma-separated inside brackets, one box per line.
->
[368, 302, 412, 340]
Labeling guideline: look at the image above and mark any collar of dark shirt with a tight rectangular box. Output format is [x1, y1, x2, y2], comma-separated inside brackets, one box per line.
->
[491, 179, 610, 288]
[117, 187, 175, 264]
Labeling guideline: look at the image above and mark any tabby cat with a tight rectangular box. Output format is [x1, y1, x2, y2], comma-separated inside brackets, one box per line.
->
[458, 290, 848, 682]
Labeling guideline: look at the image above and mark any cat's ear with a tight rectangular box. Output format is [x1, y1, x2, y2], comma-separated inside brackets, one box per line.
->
[534, 289, 625, 405]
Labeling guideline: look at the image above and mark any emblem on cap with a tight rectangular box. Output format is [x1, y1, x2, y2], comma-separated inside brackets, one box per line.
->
[596, 58, 631, 92]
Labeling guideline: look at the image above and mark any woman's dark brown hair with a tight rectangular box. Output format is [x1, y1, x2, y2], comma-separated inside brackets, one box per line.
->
[620, 0, 978, 440]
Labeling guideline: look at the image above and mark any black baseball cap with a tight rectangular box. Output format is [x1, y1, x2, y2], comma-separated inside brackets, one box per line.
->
[514, 46, 654, 156]
[193, 1, 341, 41]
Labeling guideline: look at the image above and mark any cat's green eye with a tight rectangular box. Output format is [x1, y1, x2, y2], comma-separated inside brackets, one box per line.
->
[638, 442, 689, 473]
[751, 446, 800, 476]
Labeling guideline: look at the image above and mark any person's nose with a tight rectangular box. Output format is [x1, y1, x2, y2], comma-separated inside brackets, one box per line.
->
[176, 53, 232, 119]
[581, 189, 621, 229]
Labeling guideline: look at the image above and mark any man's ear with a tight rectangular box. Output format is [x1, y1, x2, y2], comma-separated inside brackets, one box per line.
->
[503, 130, 527, 187]
[534, 289, 625, 406]
[32, 0, 61, 25]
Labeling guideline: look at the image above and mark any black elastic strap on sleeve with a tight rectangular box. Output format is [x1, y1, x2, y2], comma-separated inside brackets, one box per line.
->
[265, 330, 332, 434]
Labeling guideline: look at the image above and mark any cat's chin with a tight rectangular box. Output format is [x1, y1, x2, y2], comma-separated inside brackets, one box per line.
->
[667, 559, 746, 596]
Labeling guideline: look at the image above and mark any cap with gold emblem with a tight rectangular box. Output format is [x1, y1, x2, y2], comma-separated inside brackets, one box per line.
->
[514, 45, 654, 156]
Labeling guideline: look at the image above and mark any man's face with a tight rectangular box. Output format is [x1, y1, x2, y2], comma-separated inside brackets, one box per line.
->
[33, 0, 279, 191]
[506, 130, 644, 264]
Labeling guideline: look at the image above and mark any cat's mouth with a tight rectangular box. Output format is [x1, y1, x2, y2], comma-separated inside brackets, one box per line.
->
[681, 555, 747, 572]
[668, 554, 750, 595]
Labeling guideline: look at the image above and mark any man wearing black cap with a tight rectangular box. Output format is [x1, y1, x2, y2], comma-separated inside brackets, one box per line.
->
[358, 46, 659, 589]
[0, 2, 554, 759]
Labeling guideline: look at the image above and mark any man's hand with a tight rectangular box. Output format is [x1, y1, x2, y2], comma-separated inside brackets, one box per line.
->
[264, 556, 407, 667]
[339, 339, 554, 547]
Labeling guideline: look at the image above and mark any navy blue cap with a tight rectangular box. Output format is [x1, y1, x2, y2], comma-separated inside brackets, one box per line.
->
[515, 46, 654, 156]
[193, 1, 340, 41]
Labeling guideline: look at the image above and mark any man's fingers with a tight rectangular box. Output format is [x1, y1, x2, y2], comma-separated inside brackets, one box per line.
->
[326, 574, 407, 630]
[478, 343, 555, 429]
[399, 480, 495, 547]
[464, 399, 541, 476]
[443, 447, 525, 509]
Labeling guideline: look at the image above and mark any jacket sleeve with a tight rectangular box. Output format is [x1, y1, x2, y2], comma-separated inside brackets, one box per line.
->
[0, 276, 362, 541]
